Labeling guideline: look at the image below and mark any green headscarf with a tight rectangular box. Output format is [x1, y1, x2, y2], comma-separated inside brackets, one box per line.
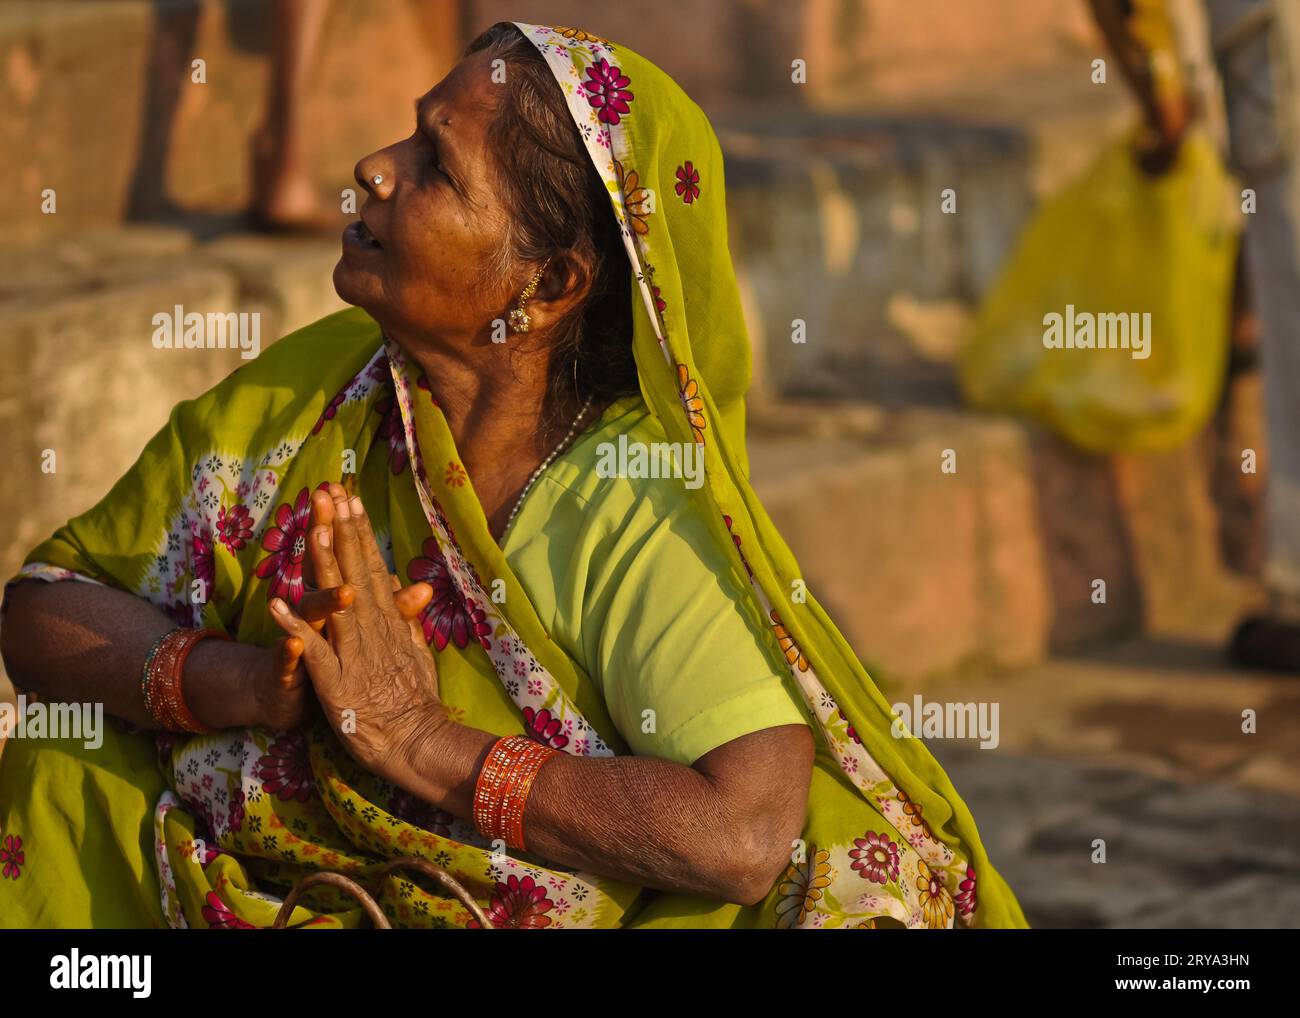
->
[0, 22, 1025, 929]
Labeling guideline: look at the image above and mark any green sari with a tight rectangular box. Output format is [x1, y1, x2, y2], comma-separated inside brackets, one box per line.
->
[0, 22, 1027, 929]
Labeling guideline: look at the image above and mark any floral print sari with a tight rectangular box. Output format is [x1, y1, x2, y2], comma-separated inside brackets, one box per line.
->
[0, 23, 1026, 929]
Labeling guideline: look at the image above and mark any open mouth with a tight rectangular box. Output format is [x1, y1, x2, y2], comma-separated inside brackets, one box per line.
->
[345, 220, 382, 250]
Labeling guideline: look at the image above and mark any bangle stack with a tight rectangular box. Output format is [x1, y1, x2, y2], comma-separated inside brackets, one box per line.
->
[141, 627, 229, 733]
[473, 735, 560, 851]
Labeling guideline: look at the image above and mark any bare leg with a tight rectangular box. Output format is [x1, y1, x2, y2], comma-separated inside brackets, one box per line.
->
[126, 1, 201, 220]
[251, 0, 332, 229]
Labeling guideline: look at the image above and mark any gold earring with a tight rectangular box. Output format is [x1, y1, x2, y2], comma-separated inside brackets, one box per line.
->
[507, 257, 551, 333]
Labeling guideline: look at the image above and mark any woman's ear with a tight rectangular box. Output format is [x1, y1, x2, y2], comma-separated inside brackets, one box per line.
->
[534, 249, 596, 317]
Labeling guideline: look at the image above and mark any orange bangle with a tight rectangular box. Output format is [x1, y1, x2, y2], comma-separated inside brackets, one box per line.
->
[473, 735, 559, 850]
[500, 742, 556, 851]
[141, 628, 229, 733]
[473, 738, 514, 839]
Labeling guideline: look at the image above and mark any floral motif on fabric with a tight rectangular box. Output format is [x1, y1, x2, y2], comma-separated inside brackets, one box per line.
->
[0, 833, 24, 880]
[674, 161, 701, 204]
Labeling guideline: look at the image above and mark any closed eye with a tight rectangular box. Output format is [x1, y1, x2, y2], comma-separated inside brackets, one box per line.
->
[413, 99, 462, 194]
[417, 131, 447, 179]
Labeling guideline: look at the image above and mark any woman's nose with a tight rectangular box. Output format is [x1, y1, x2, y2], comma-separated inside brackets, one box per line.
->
[355, 156, 394, 200]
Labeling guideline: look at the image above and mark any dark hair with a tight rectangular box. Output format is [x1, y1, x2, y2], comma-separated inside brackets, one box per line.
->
[465, 23, 638, 420]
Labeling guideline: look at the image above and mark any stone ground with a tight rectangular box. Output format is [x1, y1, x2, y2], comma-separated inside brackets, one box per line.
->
[922, 636, 1300, 928]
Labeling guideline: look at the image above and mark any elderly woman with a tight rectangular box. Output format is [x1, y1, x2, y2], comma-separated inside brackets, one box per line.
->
[0, 22, 1026, 929]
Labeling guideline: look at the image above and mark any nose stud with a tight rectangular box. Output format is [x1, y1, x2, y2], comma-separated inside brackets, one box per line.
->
[372, 174, 384, 186]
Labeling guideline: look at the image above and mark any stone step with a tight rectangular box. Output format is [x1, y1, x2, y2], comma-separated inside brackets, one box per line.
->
[1, 0, 1115, 409]
[0, 228, 345, 598]
[470, 0, 1104, 115]
[747, 398, 1258, 684]
[1, 0, 459, 239]
[722, 112, 1035, 404]
[3, 0, 1115, 237]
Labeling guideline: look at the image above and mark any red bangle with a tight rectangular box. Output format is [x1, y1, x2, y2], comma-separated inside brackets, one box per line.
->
[473, 735, 559, 851]
[141, 628, 229, 733]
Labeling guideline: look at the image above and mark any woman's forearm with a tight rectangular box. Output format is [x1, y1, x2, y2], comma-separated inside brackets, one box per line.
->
[0, 580, 265, 730]
[393, 717, 805, 904]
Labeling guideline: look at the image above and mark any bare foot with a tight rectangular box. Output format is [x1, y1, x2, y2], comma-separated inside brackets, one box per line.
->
[249, 123, 334, 232]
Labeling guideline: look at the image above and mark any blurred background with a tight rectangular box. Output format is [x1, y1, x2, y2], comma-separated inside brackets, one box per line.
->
[1, 0, 1297, 927]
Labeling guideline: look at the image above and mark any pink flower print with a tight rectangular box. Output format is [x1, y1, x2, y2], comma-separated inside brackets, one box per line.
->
[191, 530, 215, 592]
[216, 503, 253, 553]
[674, 161, 701, 204]
[464, 599, 491, 649]
[849, 831, 900, 885]
[374, 393, 409, 475]
[254, 486, 312, 605]
[956, 865, 977, 916]
[836, 707, 862, 746]
[521, 707, 569, 750]
[202, 891, 255, 929]
[470, 874, 555, 929]
[254, 730, 315, 803]
[581, 58, 633, 124]
[1, 834, 24, 879]
[513, 660, 528, 679]
[408, 539, 488, 651]
[228, 789, 246, 833]
[313, 385, 349, 434]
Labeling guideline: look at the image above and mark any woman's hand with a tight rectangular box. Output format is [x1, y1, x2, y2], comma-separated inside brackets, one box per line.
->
[250, 480, 433, 731]
[266, 485, 443, 778]
[250, 585, 354, 730]
[210, 579, 429, 731]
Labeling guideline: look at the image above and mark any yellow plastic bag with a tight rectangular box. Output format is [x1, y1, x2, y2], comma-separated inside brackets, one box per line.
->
[958, 129, 1240, 453]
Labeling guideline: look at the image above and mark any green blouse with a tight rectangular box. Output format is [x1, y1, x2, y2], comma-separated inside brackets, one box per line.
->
[503, 396, 810, 765]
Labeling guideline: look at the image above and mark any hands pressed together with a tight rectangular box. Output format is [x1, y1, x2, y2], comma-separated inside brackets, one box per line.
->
[261, 483, 449, 781]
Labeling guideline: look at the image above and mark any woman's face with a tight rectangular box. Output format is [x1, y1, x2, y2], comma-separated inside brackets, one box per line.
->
[333, 50, 515, 344]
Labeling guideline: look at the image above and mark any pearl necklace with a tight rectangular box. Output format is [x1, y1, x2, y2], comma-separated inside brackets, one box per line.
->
[501, 396, 595, 538]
